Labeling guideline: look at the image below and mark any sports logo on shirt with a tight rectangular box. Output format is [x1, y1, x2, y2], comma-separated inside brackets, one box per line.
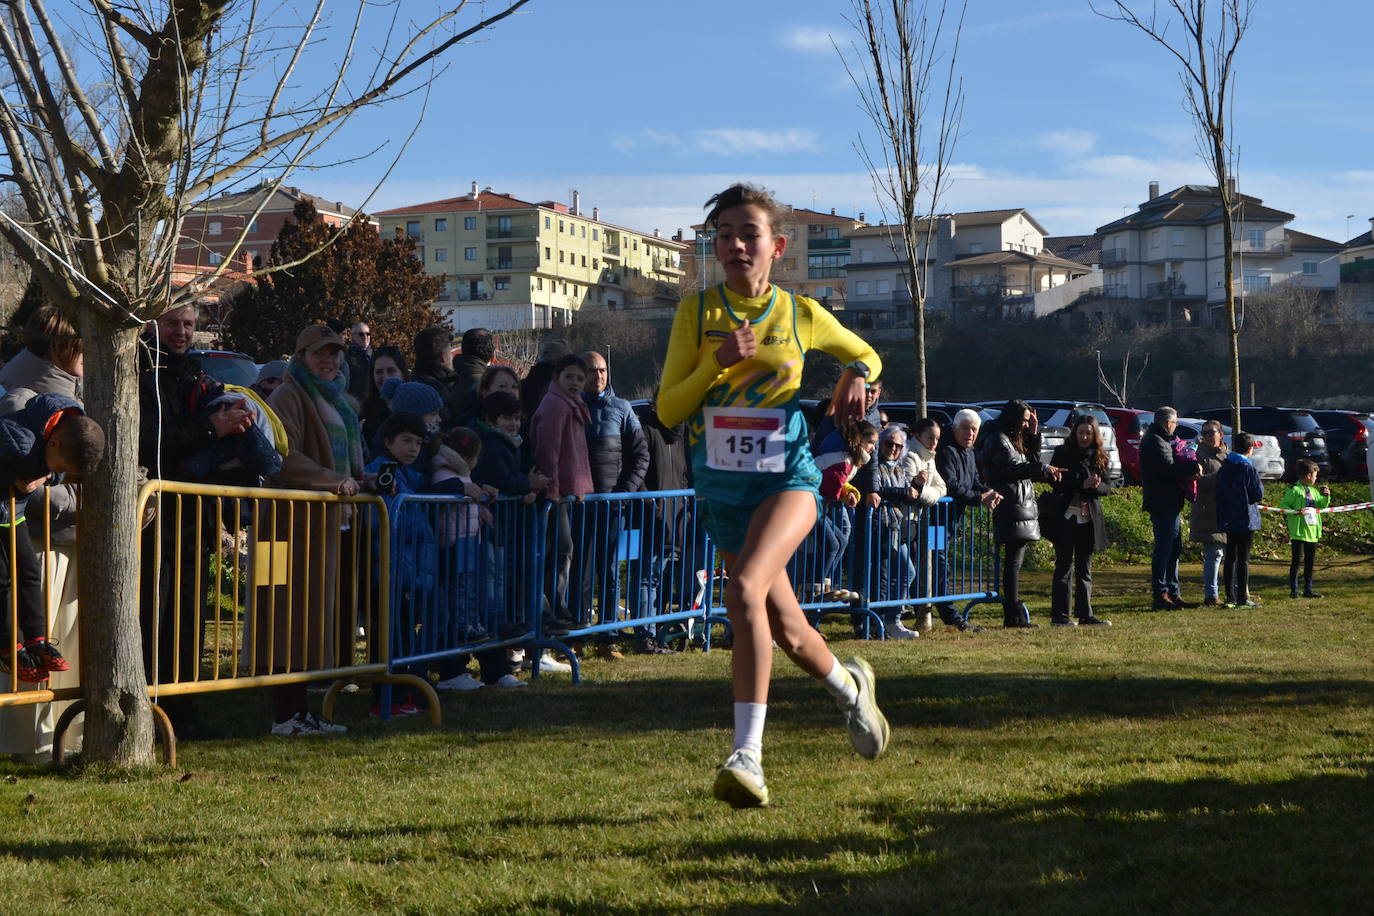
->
[760, 334, 789, 346]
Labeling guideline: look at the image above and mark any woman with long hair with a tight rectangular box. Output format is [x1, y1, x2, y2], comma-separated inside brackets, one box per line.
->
[1047, 415, 1113, 627]
[359, 345, 409, 450]
[982, 399, 1063, 628]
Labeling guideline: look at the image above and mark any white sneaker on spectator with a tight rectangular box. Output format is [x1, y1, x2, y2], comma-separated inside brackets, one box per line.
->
[270, 712, 324, 737]
[886, 621, 919, 640]
[435, 672, 483, 692]
[538, 654, 572, 673]
[493, 674, 527, 688]
[303, 711, 347, 734]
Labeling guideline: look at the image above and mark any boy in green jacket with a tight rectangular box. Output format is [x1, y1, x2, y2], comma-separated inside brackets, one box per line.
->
[1279, 459, 1331, 598]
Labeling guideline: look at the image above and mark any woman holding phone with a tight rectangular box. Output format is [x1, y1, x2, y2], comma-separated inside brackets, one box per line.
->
[982, 399, 1063, 628]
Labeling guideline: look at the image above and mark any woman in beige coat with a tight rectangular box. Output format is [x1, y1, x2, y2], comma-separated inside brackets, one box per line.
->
[254, 325, 364, 736]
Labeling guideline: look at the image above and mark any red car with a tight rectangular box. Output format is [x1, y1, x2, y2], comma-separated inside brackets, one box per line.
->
[1105, 407, 1152, 485]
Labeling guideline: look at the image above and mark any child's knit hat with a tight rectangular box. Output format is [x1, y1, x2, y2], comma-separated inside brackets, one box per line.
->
[381, 376, 444, 417]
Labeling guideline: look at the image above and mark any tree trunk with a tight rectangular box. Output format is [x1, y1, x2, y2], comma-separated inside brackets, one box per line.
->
[1222, 201, 1241, 433]
[77, 316, 155, 766]
[913, 295, 927, 416]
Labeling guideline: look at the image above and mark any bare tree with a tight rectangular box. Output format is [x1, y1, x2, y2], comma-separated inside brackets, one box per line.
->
[1094, 0, 1255, 431]
[839, 0, 966, 415]
[1097, 349, 1151, 408]
[0, 0, 529, 767]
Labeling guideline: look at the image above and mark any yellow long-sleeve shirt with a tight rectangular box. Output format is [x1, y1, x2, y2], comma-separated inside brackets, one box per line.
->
[656, 283, 881, 505]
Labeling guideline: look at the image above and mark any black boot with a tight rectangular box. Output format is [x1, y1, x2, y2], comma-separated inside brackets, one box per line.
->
[1303, 580, 1322, 599]
[1289, 579, 1300, 599]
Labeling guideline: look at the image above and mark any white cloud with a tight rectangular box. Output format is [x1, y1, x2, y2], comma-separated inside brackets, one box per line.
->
[1036, 129, 1098, 158]
[779, 25, 837, 54]
[612, 127, 822, 158]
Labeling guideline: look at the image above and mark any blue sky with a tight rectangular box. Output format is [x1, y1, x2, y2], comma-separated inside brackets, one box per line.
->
[306, 0, 1374, 245]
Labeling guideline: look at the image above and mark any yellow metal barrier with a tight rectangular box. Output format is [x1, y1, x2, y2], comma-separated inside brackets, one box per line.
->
[3, 479, 441, 761]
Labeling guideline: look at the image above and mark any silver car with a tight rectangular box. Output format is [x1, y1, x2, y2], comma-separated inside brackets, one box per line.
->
[1175, 418, 1285, 480]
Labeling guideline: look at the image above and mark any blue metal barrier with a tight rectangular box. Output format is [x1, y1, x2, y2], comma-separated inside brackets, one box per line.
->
[383, 494, 563, 705]
[380, 492, 1001, 694]
[541, 490, 729, 678]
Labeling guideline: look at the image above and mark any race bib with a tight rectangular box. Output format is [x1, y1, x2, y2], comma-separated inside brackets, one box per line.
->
[1301, 507, 1318, 526]
[703, 406, 787, 473]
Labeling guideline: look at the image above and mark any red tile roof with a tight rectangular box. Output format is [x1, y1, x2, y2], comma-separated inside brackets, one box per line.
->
[374, 191, 539, 216]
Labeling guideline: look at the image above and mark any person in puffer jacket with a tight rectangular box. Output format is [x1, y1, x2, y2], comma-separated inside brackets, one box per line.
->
[981, 399, 1063, 628]
[0, 394, 104, 683]
[580, 351, 649, 495]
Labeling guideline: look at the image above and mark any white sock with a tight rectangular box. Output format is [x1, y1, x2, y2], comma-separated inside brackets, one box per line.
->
[820, 656, 858, 708]
[732, 702, 767, 758]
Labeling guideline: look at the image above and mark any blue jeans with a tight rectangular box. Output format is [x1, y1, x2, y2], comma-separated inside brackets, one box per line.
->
[1149, 509, 1183, 596]
[1200, 543, 1225, 599]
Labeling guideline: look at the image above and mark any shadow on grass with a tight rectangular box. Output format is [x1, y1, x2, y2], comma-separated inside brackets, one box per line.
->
[655, 767, 1374, 914]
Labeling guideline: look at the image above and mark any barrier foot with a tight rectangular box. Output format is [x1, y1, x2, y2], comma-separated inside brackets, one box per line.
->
[321, 679, 349, 725]
[962, 596, 999, 623]
[530, 641, 579, 685]
[53, 701, 175, 769]
[389, 674, 441, 726]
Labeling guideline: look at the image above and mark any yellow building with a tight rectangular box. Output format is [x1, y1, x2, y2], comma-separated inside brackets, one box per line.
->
[375, 185, 685, 330]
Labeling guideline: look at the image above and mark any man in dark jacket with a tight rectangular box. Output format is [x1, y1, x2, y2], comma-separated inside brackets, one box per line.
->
[138, 304, 253, 737]
[932, 409, 1001, 631]
[576, 351, 650, 658]
[1139, 406, 1201, 610]
[411, 326, 460, 424]
[451, 328, 494, 422]
[344, 321, 372, 400]
[631, 399, 690, 654]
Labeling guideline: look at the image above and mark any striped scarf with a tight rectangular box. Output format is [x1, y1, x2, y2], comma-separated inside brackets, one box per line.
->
[288, 358, 362, 478]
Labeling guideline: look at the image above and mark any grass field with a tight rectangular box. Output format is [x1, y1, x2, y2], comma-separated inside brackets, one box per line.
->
[3, 556, 1373, 913]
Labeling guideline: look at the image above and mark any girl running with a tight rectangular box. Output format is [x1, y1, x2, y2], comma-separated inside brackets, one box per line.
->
[657, 183, 890, 808]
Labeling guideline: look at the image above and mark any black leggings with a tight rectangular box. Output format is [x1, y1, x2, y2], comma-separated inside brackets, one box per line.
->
[1223, 531, 1254, 603]
[1001, 540, 1030, 622]
[1289, 541, 1316, 586]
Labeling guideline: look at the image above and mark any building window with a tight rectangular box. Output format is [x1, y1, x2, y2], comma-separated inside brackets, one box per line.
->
[406, 220, 420, 238]
[438, 281, 451, 302]
[1247, 228, 1265, 248]
[207, 251, 223, 265]
[545, 246, 551, 260]
[464, 247, 477, 260]
[248, 219, 258, 234]
[464, 216, 477, 230]
[434, 218, 448, 231]
[536, 277, 543, 290]
[1302, 261, 1318, 275]
[826, 227, 841, 239]
[1171, 229, 1185, 246]
[855, 280, 871, 295]
[559, 251, 565, 263]
[559, 220, 565, 232]
[434, 248, 447, 262]
[861, 249, 874, 263]
[208, 220, 222, 236]
[593, 258, 599, 270]
[1242, 271, 1270, 293]
[592, 228, 599, 241]
[876, 279, 891, 294]
[581, 255, 587, 267]
[968, 243, 983, 254]
[545, 216, 551, 229]
[580, 225, 586, 238]
[494, 276, 511, 290]
[1150, 230, 1161, 249]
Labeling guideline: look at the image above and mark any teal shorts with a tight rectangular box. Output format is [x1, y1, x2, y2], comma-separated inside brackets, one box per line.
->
[698, 490, 821, 555]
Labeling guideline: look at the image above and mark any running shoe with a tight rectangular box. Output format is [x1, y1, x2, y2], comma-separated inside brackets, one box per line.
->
[712, 748, 769, 808]
[840, 656, 891, 759]
[24, 637, 68, 673]
[270, 712, 324, 737]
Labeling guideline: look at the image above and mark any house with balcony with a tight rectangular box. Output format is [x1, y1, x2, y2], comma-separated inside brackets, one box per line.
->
[375, 184, 685, 330]
[845, 209, 1094, 325]
[1095, 182, 1343, 326]
[177, 181, 370, 271]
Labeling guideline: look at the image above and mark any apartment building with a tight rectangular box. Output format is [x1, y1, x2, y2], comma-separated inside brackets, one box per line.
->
[177, 181, 368, 271]
[688, 206, 866, 308]
[1342, 217, 1374, 278]
[1095, 182, 1342, 326]
[845, 209, 1092, 324]
[375, 185, 686, 330]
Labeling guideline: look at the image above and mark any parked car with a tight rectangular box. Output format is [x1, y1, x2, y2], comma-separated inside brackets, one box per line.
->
[1174, 418, 1285, 480]
[1188, 406, 1330, 480]
[188, 349, 260, 388]
[1104, 407, 1152, 484]
[1309, 410, 1373, 481]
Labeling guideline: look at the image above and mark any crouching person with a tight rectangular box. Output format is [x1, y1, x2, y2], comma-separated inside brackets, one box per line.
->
[0, 396, 103, 685]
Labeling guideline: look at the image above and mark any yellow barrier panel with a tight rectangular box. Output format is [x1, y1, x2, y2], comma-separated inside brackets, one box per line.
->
[3, 479, 441, 760]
